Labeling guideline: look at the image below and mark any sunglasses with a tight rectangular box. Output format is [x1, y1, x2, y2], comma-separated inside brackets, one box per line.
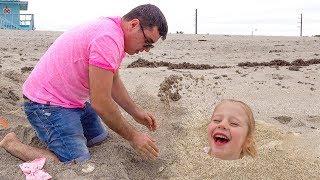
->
[139, 22, 154, 49]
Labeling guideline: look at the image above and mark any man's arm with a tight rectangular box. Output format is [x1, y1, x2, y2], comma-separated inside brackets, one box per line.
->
[111, 70, 139, 117]
[89, 65, 159, 159]
[111, 70, 157, 131]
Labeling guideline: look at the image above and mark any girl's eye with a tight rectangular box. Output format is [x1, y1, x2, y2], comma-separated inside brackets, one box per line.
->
[213, 119, 221, 123]
[230, 122, 239, 127]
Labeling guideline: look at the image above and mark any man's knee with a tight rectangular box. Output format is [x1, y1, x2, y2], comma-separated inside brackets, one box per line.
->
[87, 132, 109, 147]
[48, 139, 91, 163]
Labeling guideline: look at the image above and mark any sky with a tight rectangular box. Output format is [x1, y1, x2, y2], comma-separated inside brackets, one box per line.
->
[23, 0, 320, 36]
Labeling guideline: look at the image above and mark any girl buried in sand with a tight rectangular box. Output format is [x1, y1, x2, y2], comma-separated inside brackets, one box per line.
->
[206, 99, 257, 160]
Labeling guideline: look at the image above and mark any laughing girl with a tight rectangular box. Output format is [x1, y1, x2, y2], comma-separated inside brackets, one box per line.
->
[207, 99, 257, 160]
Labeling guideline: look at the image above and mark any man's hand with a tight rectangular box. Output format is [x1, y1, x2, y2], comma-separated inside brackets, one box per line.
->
[130, 132, 159, 160]
[133, 110, 157, 131]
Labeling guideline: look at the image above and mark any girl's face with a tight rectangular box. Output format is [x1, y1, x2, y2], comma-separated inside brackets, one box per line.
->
[207, 101, 249, 160]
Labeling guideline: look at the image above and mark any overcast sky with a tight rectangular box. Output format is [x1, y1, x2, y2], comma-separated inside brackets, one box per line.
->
[24, 0, 320, 36]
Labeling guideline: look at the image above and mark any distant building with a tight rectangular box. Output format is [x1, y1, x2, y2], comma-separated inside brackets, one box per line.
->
[0, 0, 34, 30]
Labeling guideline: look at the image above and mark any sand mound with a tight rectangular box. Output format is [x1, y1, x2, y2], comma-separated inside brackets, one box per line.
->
[127, 58, 229, 70]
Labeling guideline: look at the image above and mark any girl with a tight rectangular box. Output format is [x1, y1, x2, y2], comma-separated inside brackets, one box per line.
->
[207, 99, 257, 160]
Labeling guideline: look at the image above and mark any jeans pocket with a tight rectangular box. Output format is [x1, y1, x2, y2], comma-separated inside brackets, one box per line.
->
[24, 101, 62, 144]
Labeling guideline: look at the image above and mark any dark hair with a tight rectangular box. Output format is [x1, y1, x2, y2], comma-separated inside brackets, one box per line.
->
[123, 4, 168, 40]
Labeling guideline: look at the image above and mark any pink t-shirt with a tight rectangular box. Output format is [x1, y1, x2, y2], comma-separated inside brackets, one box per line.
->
[23, 17, 126, 108]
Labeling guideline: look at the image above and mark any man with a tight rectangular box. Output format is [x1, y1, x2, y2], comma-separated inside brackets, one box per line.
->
[0, 4, 168, 163]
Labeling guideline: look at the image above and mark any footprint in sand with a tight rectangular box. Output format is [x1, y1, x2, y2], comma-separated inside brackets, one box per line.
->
[21, 66, 34, 73]
[273, 116, 292, 124]
[0, 87, 20, 104]
[4, 70, 22, 82]
[306, 115, 320, 123]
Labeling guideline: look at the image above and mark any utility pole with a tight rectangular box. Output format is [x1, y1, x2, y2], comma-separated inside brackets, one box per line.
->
[298, 13, 303, 36]
[251, 28, 257, 36]
[195, 9, 198, 34]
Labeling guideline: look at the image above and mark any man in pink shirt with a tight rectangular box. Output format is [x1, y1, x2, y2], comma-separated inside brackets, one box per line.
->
[0, 4, 168, 163]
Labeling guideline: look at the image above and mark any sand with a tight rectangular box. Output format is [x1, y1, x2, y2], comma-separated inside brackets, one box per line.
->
[0, 29, 320, 179]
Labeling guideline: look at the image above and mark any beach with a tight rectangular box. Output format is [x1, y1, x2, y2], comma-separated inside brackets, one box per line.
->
[0, 29, 320, 179]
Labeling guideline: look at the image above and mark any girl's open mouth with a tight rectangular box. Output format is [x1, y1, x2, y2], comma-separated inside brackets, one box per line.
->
[213, 133, 230, 145]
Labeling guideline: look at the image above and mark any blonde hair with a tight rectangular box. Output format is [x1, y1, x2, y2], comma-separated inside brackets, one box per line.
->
[214, 99, 257, 158]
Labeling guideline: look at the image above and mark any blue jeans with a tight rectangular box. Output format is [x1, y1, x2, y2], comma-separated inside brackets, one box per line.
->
[23, 100, 108, 163]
